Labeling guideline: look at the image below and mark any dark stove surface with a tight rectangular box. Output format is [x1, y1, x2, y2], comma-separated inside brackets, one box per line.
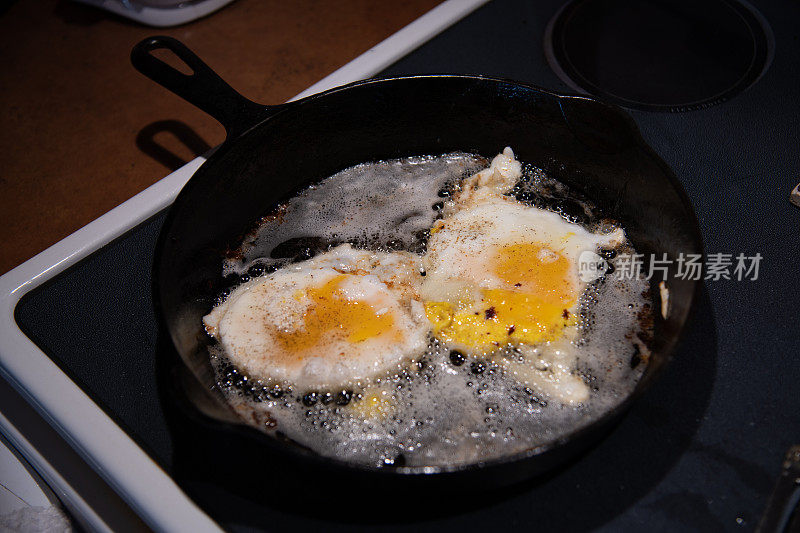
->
[15, 0, 800, 530]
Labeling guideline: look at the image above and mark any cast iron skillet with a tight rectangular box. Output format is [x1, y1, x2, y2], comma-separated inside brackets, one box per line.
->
[132, 36, 702, 488]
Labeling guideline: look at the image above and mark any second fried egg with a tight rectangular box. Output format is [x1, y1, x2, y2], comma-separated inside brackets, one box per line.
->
[422, 149, 625, 356]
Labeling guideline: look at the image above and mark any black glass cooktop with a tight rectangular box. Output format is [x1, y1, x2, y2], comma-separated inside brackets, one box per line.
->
[15, 0, 800, 530]
[545, 0, 772, 111]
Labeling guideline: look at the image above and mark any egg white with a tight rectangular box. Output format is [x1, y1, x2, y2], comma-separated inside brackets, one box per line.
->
[204, 244, 428, 390]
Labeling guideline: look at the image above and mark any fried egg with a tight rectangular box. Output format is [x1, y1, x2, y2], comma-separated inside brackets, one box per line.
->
[204, 244, 428, 390]
[421, 148, 625, 403]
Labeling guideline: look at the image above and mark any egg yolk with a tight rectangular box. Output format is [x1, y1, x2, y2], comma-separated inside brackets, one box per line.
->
[494, 242, 575, 305]
[425, 242, 578, 352]
[274, 275, 399, 360]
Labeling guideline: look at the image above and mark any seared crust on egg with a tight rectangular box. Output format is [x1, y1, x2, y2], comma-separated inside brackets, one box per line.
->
[444, 146, 522, 215]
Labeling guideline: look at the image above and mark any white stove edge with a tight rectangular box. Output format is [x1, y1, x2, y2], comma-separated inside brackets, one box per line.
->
[0, 0, 489, 530]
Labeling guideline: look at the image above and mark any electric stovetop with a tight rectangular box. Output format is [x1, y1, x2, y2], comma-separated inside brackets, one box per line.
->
[8, 0, 800, 530]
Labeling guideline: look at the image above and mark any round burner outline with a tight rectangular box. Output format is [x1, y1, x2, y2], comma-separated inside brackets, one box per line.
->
[544, 0, 773, 112]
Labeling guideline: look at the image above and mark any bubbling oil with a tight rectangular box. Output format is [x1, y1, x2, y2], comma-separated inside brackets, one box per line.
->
[210, 152, 651, 468]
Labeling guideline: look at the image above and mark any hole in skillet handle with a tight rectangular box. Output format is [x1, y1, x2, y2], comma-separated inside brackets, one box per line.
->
[151, 48, 195, 76]
[130, 36, 279, 139]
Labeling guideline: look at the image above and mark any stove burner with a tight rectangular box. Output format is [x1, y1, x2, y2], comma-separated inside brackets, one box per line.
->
[545, 0, 772, 112]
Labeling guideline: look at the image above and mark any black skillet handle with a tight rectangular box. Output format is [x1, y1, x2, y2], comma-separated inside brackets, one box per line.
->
[131, 36, 277, 139]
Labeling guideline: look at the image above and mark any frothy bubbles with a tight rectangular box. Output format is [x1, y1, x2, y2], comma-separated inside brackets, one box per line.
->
[210, 153, 653, 469]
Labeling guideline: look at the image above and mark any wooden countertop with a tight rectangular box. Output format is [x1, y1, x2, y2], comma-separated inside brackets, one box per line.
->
[0, 0, 442, 275]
